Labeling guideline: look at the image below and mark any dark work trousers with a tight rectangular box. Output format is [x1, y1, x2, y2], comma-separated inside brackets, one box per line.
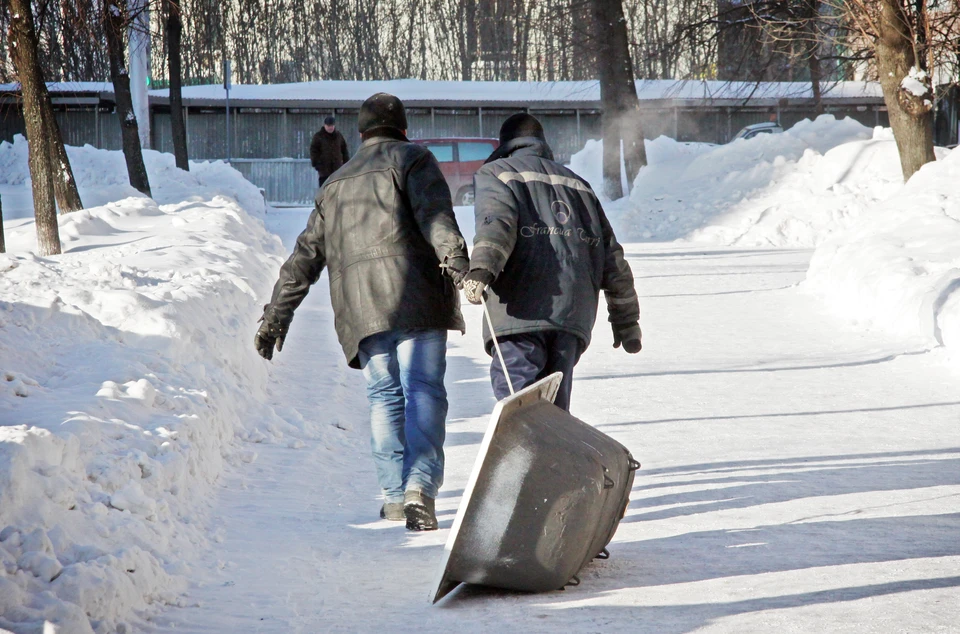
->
[489, 331, 584, 411]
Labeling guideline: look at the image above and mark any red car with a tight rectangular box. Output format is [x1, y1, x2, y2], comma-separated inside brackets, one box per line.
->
[412, 138, 499, 205]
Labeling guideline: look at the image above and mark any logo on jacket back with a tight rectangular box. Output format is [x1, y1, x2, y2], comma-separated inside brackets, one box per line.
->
[519, 199, 600, 246]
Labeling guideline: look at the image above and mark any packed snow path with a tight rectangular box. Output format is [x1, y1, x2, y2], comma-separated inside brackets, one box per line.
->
[152, 208, 960, 633]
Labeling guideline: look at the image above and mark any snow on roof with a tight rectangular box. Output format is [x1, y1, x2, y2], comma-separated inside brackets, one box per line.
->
[146, 79, 883, 105]
[0, 81, 115, 93]
[0, 79, 883, 104]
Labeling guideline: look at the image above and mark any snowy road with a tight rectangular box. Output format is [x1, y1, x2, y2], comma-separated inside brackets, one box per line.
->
[152, 208, 960, 633]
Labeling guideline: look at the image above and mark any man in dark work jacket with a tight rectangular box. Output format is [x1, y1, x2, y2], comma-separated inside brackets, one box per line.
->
[255, 94, 469, 531]
[461, 113, 642, 411]
[309, 115, 350, 187]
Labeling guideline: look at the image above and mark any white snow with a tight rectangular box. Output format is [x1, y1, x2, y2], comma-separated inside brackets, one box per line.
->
[139, 79, 882, 105]
[901, 67, 930, 98]
[570, 113, 959, 368]
[2, 112, 959, 633]
[1, 142, 291, 633]
[805, 148, 960, 367]
[578, 115, 935, 246]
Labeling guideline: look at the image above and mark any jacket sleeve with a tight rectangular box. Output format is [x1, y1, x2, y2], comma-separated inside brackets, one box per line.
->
[597, 203, 640, 325]
[469, 168, 518, 278]
[262, 198, 327, 330]
[309, 132, 322, 170]
[340, 135, 350, 162]
[405, 149, 467, 265]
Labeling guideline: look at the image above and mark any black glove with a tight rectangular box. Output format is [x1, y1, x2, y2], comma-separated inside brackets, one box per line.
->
[612, 322, 642, 354]
[254, 317, 287, 360]
[441, 256, 469, 288]
[462, 269, 494, 304]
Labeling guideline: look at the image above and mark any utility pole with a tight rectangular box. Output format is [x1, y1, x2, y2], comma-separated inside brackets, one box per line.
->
[224, 59, 232, 163]
[129, 0, 151, 149]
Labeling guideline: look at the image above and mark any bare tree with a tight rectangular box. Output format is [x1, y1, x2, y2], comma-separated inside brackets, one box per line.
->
[876, 0, 936, 180]
[457, 0, 478, 80]
[165, 0, 189, 170]
[841, 0, 940, 180]
[745, 1, 830, 113]
[591, 0, 647, 199]
[8, 0, 62, 255]
[104, 0, 152, 196]
[1, 192, 5, 253]
[0, 0, 85, 213]
[39, 83, 85, 212]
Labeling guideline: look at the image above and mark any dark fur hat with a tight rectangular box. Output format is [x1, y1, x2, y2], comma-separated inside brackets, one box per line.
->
[358, 93, 408, 134]
[498, 113, 546, 145]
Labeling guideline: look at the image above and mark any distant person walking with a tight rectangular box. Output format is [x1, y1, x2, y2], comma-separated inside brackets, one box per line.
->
[461, 113, 642, 411]
[310, 115, 350, 187]
[256, 93, 469, 531]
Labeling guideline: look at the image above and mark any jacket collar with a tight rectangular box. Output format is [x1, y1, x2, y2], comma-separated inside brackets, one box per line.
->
[484, 136, 554, 164]
[360, 127, 409, 147]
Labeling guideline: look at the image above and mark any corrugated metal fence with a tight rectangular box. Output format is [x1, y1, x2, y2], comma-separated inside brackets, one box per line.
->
[230, 159, 318, 205]
[2, 101, 891, 204]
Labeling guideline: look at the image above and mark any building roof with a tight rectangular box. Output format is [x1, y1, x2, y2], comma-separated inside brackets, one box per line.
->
[149, 79, 884, 108]
[0, 79, 884, 109]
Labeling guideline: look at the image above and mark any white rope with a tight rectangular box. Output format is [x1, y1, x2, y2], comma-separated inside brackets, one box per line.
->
[480, 294, 515, 395]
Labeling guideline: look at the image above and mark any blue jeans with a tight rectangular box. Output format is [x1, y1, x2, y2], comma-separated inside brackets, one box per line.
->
[357, 329, 448, 502]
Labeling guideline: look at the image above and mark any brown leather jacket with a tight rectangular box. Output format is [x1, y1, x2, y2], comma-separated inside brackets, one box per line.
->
[264, 129, 467, 368]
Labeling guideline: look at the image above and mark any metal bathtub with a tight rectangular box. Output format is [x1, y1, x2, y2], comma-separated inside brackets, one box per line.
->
[431, 372, 639, 603]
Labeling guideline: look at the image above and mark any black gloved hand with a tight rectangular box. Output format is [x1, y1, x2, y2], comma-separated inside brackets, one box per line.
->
[462, 269, 495, 305]
[612, 322, 642, 354]
[254, 317, 287, 360]
[441, 256, 469, 288]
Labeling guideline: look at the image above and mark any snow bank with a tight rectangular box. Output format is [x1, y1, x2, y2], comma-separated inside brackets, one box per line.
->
[0, 144, 299, 632]
[594, 115, 947, 247]
[568, 116, 958, 364]
[567, 135, 714, 205]
[805, 148, 960, 366]
[0, 134, 266, 220]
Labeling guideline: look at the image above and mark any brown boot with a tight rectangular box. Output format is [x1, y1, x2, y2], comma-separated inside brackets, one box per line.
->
[403, 490, 438, 531]
[380, 502, 405, 521]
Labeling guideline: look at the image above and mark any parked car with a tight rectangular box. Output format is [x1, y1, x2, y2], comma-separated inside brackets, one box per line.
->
[412, 137, 499, 205]
[732, 121, 784, 141]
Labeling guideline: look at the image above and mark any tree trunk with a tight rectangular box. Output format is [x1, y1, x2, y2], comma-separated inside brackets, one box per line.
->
[0, 193, 5, 253]
[614, 10, 647, 188]
[803, 0, 824, 116]
[39, 84, 84, 212]
[166, 0, 189, 170]
[592, 0, 647, 199]
[875, 0, 936, 181]
[8, 0, 61, 256]
[104, 0, 153, 196]
[809, 51, 823, 115]
[460, 0, 477, 81]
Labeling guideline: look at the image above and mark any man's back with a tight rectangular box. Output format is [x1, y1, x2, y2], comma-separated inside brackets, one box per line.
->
[272, 129, 467, 368]
[471, 139, 622, 346]
[320, 134, 460, 278]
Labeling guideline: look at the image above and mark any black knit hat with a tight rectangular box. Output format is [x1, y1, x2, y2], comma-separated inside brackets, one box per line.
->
[358, 93, 408, 134]
[324, 115, 335, 125]
[499, 113, 546, 145]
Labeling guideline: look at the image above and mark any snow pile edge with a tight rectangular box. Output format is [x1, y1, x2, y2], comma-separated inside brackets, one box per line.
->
[1, 160, 289, 632]
[805, 148, 960, 365]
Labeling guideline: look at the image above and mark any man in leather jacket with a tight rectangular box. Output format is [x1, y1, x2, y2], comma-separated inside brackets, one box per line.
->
[461, 113, 642, 411]
[255, 93, 469, 531]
